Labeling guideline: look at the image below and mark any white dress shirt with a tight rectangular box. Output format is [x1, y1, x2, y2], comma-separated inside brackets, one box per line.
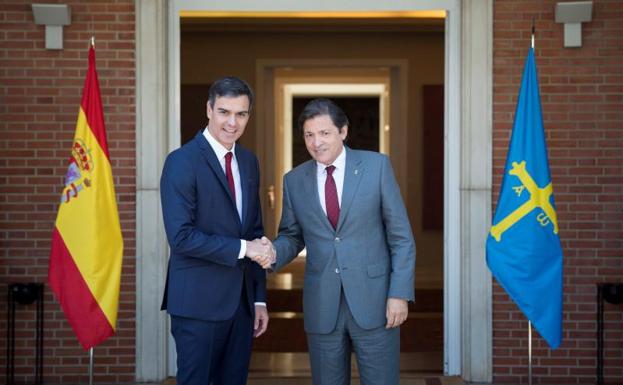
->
[203, 129, 246, 258]
[203, 128, 266, 308]
[316, 147, 346, 215]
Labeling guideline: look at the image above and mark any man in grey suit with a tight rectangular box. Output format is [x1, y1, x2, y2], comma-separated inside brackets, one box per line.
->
[261, 98, 416, 385]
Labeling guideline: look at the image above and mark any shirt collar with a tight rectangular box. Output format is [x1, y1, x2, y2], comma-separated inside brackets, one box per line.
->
[203, 127, 236, 160]
[316, 146, 346, 175]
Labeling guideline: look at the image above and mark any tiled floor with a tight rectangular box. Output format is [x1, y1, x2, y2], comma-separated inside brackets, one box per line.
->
[244, 377, 465, 385]
[161, 375, 464, 385]
[249, 352, 443, 378]
[159, 351, 447, 385]
[162, 376, 463, 385]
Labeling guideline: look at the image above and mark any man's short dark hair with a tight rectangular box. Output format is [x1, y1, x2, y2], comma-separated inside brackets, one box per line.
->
[297, 98, 349, 133]
[208, 76, 254, 111]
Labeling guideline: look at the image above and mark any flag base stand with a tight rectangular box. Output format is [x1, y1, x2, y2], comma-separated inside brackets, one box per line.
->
[597, 283, 623, 385]
[6, 283, 44, 385]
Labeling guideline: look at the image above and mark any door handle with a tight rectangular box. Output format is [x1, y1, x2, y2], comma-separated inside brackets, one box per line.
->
[267, 185, 275, 210]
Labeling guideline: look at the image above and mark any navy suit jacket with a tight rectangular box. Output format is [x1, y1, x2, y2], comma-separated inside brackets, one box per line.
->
[160, 131, 266, 321]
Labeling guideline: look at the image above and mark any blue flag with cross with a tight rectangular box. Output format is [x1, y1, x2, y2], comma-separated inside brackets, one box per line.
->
[486, 47, 563, 349]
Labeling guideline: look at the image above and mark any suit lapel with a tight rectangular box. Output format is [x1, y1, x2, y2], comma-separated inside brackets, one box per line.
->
[303, 161, 335, 233]
[236, 146, 251, 230]
[337, 148, 363, 232]
[195, 132, 241, 225]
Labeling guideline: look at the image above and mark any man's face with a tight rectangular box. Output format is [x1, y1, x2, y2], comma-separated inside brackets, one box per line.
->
[303, 114, 347, 166]
[206, 95, 250, 150]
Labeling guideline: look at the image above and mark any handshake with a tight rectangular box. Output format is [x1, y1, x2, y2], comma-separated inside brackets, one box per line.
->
[245, 236, 275, 269]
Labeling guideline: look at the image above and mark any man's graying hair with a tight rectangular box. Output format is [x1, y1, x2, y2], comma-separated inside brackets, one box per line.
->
[207, 76, 254, 111]
[297, 98, 349, 133]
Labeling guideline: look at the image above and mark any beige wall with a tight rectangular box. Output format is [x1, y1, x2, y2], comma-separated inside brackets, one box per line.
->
[181, 28, 445, 285]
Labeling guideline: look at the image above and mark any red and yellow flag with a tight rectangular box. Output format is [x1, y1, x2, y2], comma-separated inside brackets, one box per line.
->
[48, 46, 123, 350]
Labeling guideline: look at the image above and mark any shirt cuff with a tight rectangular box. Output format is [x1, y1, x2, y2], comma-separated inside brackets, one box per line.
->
[254, 302, 267, 307]
[238, 239, 247, 259]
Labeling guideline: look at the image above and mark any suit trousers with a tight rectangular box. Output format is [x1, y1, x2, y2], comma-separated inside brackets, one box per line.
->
[171, 289, 253, 385]
[306, 290, 400, 385]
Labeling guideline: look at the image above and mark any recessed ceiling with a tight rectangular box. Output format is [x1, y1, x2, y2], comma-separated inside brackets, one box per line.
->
[180, 11, 445, 33]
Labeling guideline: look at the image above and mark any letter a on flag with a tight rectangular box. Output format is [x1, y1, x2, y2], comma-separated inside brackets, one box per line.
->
[486, 48, 563, 349]
[48, 46, 123, 350]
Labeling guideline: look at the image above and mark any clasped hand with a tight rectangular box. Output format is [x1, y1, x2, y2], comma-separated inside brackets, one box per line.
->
[245, 236, 275, 269]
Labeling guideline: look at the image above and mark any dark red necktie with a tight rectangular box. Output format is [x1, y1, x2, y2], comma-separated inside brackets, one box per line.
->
[225, 152, 236, 202]
[325, 165, 340, 230]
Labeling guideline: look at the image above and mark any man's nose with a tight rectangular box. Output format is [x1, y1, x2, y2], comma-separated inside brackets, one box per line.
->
[227, 115, 236, 125]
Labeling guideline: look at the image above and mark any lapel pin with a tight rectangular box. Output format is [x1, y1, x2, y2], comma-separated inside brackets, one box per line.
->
[354, 169, 359, 175]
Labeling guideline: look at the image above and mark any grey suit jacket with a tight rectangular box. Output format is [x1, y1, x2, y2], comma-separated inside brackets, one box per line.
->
[273, 147, 415, 334]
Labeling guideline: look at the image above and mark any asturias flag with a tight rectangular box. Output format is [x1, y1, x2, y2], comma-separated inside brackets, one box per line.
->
[48, 46, 123, 350]
[486, 47, 563, 349]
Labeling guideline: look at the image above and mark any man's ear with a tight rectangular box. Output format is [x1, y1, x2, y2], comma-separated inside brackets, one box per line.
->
[206, 101, 213, 120]
[340, 125, 348, 141]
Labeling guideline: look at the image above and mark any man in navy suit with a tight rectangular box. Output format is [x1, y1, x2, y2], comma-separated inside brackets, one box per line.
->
[160, 77, 272, 385]
[257, 99, 416, 385]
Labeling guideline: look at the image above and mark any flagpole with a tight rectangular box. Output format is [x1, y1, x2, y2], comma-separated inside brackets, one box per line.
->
[88, 37, 97, 385]
[89, 347, 94, 385]
[531, 18, 535, 49]
[528, 321, 533, 385]
[87, 39, 95, 385]
[87, 38, 95, 385]
[528, 20, 535, 385]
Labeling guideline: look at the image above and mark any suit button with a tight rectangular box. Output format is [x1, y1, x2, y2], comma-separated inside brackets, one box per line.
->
[335, 237, 340, 242]
[335, 268, 340, 274]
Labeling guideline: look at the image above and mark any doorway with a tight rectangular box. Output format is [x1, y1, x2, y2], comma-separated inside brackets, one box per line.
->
[137, 1, 494, 381]
[178, 16, 445, 376]
[251, 67, 444, 376]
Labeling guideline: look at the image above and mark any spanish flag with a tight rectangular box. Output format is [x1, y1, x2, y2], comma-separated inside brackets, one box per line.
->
[48, 46, 123, 350]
